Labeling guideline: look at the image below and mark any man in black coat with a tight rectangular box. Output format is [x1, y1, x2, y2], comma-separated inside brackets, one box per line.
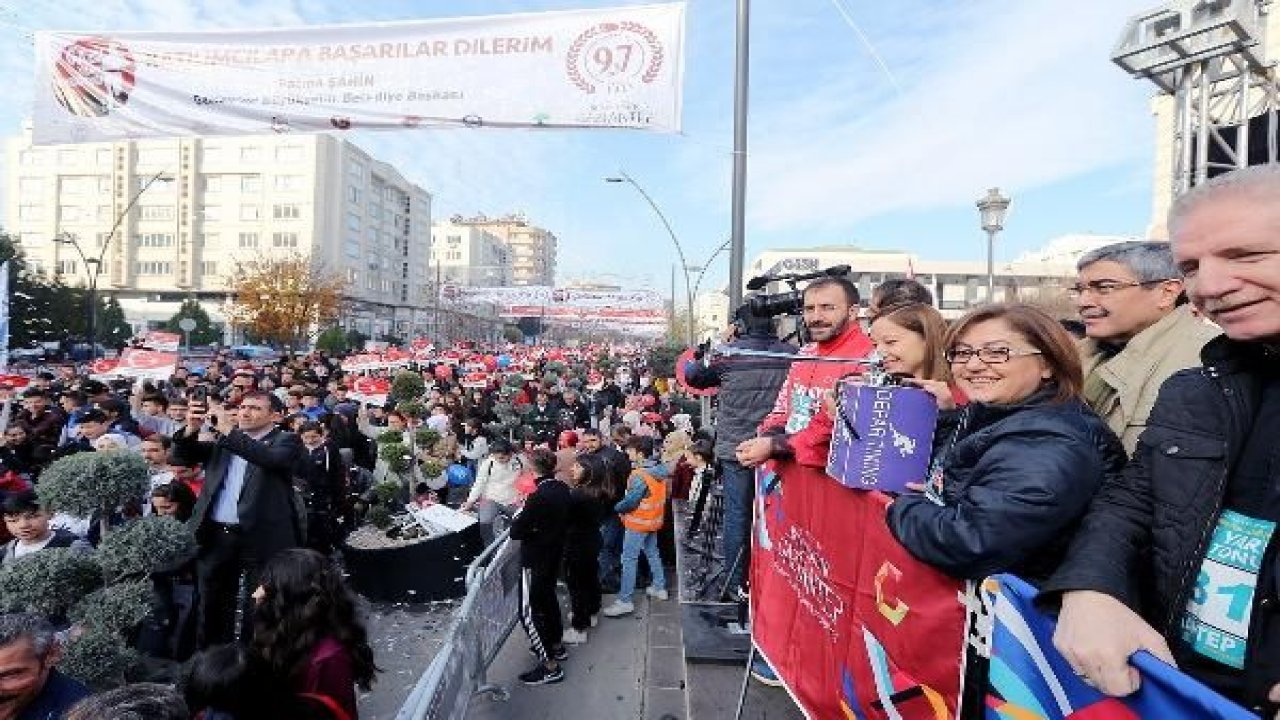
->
[176, 390, 303, 648]
[1043, 166, 1280, 713]
[684, 313, 795, 596]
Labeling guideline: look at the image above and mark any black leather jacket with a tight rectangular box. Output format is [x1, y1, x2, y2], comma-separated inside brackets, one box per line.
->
[1040, 337, 1280, 709]
[684, 334, 796, 461]
[887, 386, 1125, 584]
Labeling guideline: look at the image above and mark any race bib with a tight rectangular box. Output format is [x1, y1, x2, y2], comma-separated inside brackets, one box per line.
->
[1181, 509, 1276, 669]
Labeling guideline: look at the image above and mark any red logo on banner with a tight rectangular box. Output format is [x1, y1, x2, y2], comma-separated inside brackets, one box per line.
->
[89, 359, 119, 375]
[119, 349, 177, 370]
[352, 377, 391, 396]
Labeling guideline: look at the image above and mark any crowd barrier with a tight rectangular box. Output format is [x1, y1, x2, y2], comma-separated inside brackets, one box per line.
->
[395, 528, 522, 720]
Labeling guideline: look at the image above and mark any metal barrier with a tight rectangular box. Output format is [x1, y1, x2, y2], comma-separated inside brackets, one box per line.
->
[395, 528, 522, 720]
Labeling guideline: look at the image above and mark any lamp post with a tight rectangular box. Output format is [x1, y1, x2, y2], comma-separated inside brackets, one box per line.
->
[975, 187, 1011, 302]
[604, 170, 696, 345]
[53, 169, 173, 361]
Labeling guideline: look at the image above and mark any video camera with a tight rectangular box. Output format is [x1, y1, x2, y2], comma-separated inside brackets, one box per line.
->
[732, 264, 852, 336]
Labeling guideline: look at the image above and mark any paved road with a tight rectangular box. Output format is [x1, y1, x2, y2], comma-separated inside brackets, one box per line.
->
[469, 589, 687, 720]
[357, 599, 460, 720]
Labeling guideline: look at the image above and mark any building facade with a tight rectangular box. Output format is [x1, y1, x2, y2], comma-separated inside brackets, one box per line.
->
[5, 126, 434, 340]
[428, 221, 512, 287]
[446, 213, 557, 286]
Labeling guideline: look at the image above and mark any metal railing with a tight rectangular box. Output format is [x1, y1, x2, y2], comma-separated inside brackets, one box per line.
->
[395, 529, 522, 720]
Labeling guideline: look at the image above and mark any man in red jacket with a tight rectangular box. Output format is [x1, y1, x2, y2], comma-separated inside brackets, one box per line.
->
[736, 276, 874, 470]
[733, 276, 873, 687]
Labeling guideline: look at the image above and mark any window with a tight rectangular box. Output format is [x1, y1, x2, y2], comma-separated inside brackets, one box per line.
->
[447, 251, 462, 261]
[348, 163, 364, 181]
[238, 232, 258, 248]
[18, 205, 43, 221]
[97, 205, 113, 222]
[240, 146, 261, 162]
[200, 206, 221, 221]
[347, 186, 360, 204]
[275, 145, 304, 163]
[98, 177, 112, 193]
[143, 176, 176, 194]
[240, 175, 261, 192]
[60, 177, 91, 195]
[345, 237, 361, 258]
[240, 204, 260, 221]
[272, 232, 298, 248]
[199, 232, 219, 247]
[95, 232, 111, 248]
[203, 175, 223, 192]
[136, 148, 170, 165]
[55, 259, 77, 276]
[59, 206, 87, 223]
[346, 212, 360, 232]
[96, 149, 113, 165]
[19, 150, 43, 166]
[274, 175, 303, 191]
[369, 203, 381, 221]
[17, 178, 42, 196]
[202, 145, 224, 163]
[140, 206, 174, 221]
[273, 204, 301, 220]
[57, 149, 82, 165]
[347, 268, 358, 284]
[137, 233, 174, 248]
[200, 261, 218, 276]
[135, 261, 173, 275]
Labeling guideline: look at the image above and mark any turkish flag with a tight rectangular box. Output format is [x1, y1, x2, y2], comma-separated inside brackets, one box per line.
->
[115, 349, 178, 379]
[353, 377, 391, 396]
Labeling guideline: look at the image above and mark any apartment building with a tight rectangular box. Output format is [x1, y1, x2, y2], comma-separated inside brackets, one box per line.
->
[446, 213, 557, 286]
[5, 125, 434, 340]
[428, 221, 513, 286]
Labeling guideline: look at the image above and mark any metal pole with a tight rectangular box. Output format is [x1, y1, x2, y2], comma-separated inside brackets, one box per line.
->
[985, 229, 996, 301]
[727, 0, 751, 310]
[434, 261, 442, 344]
[615, 171, 695, 346]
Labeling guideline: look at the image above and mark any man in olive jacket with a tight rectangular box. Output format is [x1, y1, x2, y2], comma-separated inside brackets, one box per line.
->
[176, 391, 303, 648]
[1073, 240, 1219, 454]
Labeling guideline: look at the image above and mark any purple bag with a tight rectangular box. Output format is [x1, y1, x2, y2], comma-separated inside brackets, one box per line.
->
[826, 382, 937, 493]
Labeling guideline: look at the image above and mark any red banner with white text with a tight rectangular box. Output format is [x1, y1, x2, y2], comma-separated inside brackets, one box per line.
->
[750, 462, 967, 719]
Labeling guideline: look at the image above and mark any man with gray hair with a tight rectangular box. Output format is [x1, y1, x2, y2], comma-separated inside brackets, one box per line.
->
[1042, 165, 1280, 713]
[1072, 240, 1219, 453]
[0, 613, 89, 720]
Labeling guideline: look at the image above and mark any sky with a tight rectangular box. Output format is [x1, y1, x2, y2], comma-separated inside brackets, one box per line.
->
[0, 0, 1163, 297]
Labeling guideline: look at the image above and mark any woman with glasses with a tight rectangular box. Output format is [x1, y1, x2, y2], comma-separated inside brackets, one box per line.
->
[885, 303, 1126, 586]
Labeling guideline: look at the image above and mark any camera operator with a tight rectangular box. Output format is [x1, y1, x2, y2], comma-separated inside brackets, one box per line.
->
[736, 276, 874, 469]
[683, 309, 796, 598]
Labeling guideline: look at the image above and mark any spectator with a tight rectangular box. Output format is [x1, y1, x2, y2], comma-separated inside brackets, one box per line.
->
[886, 303, 1125, 583]
[553, 431, 578, 482]
[1044, 166, 1280, 708]
[293, 422, 345, 555]
[1073, 240, 1220, 454]
[525, 392, 557, 445]
[509, 448, 571, 686]
[136, 392, 178, 438]
[52, 408, 111, 459]
[141, 435, 175, 485]
[556, 390, 591, 432]
[13, 390, 63, 463]
[95, 398, 142, 447]
[250, 549, 377, 719]
[459, 439, 522, 545]
[561, 453, 612, 645]
[150, 482, 197, 521]
[867, 277, 934, 320]
[65, 682, 188, 720]
[0, 613, 90, 719]
[603, 435, 669, 619]
[0, 426, 37, 480]
[178, 391, 304, 648]
[1, 490, 90, 564]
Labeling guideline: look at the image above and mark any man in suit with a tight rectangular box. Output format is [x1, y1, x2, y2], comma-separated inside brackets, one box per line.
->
[176, 390, 303, 648]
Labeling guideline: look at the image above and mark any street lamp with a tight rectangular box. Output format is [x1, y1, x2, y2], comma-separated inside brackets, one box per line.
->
[605, 170, 696, 345]
[975, 187, 1011, 302]
[53, 169, 173, 361]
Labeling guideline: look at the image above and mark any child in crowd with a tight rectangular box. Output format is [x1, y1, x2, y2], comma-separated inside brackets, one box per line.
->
[602, 436, 669, 618]
[1, 490, 89, 563]
[684, 440, 716, 537]
[509, 448, 571, 685]
[561, 454, 613, 645]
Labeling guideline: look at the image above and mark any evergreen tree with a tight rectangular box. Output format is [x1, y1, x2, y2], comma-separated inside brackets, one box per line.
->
[164, 297, 220, 346]
[97, 297, 132, 350]
[0, 231, 85, 349]
[315, 326, 349, 354]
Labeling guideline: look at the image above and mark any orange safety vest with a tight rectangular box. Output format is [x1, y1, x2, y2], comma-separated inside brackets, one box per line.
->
[621, 469, 667, 533]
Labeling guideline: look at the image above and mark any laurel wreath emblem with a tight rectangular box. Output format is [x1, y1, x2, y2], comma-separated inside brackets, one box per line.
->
[566, 21, 664, 94]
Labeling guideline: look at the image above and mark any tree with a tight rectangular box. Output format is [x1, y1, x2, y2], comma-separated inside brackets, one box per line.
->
[97, 296, 132, 349]
[0, 231, 86, 349]
[226, 252, 348, 347]
[165, 297, 221, 346]
[315, 326, 349, 355]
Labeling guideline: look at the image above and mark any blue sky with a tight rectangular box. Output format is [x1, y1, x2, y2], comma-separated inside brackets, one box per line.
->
[0, 0, 1161, 295]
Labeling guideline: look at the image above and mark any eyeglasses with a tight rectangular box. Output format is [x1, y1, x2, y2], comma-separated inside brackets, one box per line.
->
[1066, 279, 1174, 298]
[945, 347, 1044, 365]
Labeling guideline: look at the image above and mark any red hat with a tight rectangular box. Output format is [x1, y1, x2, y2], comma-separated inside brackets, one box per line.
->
[642, 412, 663, 424]
[558, 431, 579, 449]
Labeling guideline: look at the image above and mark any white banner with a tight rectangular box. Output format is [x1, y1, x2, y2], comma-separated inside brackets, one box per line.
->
[139, 331, 180, 352]
[32, 3, 686, 144]
[440, 285, 662, 309]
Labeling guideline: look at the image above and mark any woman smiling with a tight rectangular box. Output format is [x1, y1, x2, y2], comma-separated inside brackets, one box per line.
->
[885, 303, 1126, 585]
